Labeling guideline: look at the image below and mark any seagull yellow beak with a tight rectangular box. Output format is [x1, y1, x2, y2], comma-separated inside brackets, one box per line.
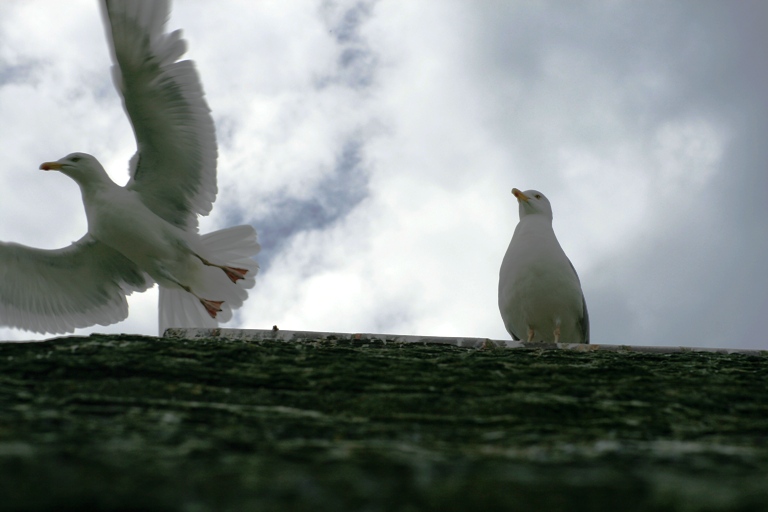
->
[512, 188, 529, 202]
[40, 162, 63, 171]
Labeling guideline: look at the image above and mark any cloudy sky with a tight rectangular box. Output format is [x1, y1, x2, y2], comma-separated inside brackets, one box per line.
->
[1, 1, 766, 349]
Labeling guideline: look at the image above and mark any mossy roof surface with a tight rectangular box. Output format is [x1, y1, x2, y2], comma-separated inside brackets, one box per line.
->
[1, 334, 766, 511]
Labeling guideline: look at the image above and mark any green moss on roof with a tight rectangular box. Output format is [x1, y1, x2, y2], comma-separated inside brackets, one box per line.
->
[1, 334, 767, 511]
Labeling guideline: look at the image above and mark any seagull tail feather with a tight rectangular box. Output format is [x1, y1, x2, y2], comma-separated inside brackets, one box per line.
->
[158, 285, 216, 335]
[157, 225, 260, 335]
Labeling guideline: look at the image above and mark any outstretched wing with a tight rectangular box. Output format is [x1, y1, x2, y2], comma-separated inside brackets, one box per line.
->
[101, 0, 217, 232]
[0, 236, 152, 334]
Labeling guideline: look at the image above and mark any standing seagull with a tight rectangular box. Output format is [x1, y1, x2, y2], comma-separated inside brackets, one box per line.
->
[0, 0, 259, 335]
[498, 188, 589, 343]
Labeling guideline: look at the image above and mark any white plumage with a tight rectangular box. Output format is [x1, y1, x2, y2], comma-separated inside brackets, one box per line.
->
[498, 188, 589, 344]
[0, 0, 259, 335]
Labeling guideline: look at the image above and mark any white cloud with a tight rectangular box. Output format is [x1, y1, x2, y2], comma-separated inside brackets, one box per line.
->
[1, 1, 766, 349]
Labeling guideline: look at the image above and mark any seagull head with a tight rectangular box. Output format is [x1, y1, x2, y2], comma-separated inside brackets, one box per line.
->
[40, 152, 110, 186]
[512, 188, 553, 221]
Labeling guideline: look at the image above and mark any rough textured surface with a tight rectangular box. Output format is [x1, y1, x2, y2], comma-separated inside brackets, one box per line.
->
[1, 334, 766, 511]
[168, 327, 768, 355]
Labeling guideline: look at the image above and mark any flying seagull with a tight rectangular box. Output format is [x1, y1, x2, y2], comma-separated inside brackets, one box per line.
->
[0, 0, 259, 335]
[498, 188, 589, 344]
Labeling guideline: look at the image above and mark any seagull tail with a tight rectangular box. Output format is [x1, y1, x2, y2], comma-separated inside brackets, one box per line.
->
[158, 286, 217, 335]
[158, 225, 260, 335]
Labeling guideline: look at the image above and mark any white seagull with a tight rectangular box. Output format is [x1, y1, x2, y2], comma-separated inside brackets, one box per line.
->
[0, 0, 260, 335]
[498, 188, 589, 344]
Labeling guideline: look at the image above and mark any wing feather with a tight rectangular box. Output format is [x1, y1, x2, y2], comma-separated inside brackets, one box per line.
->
[0, 236, 152, 334]
[580, 294, 590, 344]
[567, 258, 590, 344]
[101, 0, 217, 231]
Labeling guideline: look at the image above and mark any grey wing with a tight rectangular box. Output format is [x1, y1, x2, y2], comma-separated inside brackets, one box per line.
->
[0, 236, 152, 334]
[579, 293, 590, 344]
[101, 0, 217, 232]
[567, 258, 590, 344]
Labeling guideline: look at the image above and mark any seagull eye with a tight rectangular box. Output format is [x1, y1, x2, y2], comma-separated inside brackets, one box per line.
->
[535, 194, 541, 199]
[71, 156, 81, 163]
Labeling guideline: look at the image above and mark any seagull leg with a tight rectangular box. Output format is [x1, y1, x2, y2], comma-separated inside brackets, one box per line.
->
[176, 282, 224, 319]
[194, 255, 249, 283]
[527, 328, 535, 342]
[553, 326, 561, 343]
[158, 267, 226, 320]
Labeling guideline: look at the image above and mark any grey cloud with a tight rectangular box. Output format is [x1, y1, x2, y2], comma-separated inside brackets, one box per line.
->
[5, 1, 766, 347]
[325, 1, 374, 44]
[467, 2, 768, 347]
[0, 62, 41, 87]
[317, 0, 378, 89]
[230, 137, 369, 271]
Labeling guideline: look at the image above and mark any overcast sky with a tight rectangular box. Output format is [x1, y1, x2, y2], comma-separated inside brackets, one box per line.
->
[1, 1, 766, 349]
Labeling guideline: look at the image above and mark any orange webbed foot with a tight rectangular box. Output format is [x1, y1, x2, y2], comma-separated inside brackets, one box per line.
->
[200, 298, 224, 318]
[222, 266, 249, 284]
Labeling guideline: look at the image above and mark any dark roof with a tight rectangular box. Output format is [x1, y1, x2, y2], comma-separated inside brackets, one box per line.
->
[1, 330, 766, 511]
